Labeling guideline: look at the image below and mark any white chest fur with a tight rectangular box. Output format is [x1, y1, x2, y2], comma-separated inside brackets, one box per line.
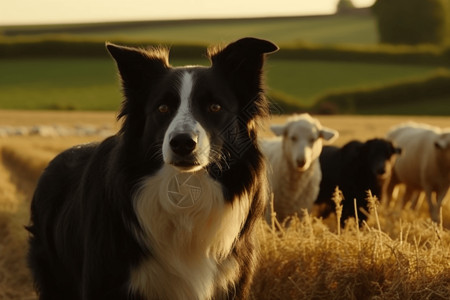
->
[129, 165, 250, 300]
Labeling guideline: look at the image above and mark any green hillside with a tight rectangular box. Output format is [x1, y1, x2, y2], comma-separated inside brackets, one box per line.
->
[0, 13, 378, 45]
[0, 57, 443, 112]
[1, 12, 449, 115]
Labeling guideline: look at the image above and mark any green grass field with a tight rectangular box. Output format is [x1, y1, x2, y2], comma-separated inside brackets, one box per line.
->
[1, 13, 449, 114]
[0, 58, 120, 110]
[266, 60, 441, 105]
[1, 14, 378, 45]
[90, 15, 378, 45]
[357, 96, 450, 115]
[0, 57, 441, 111]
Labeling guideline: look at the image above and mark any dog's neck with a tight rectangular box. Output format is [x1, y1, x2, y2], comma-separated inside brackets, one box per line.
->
[129, 164, 250, 299]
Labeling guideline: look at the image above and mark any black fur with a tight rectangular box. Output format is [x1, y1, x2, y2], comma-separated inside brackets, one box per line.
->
[27, 37, 278, 300]
[315, 138, 401, 226]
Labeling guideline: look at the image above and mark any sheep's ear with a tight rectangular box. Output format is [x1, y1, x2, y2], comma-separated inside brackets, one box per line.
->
[270, 124, 286, 136]
[435, 141, 445, 149]
[435, 139, 447, 149]
[435, 133, 450, 149]
[320, 128, 339, 143]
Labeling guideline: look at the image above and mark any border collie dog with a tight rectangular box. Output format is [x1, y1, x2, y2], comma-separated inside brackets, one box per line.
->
[27, 37, 278, 300]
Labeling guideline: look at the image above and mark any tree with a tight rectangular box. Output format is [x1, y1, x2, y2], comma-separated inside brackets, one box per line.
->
[337, 0, 356, 14]
[372, 0, 447, 45]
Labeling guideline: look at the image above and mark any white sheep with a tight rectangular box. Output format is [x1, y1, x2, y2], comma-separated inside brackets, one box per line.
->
[385, 122, 450, 222]
[260, 113, 338, 222]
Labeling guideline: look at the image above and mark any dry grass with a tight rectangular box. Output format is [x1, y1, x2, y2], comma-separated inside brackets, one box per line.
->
[0, 110, 119, 128]
[1, 112, 450, 299]
[252, 196, 450, 299]
[254, 223, 450, 299]
[0, 146, 38, 299]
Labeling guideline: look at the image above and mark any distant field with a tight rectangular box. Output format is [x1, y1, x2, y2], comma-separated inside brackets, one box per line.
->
[0, 57, 441, 111]
[86, 15, 378, 45]
[1, 13, 448, 114]
[266, 60, 441, 106]
[1, 14, 378, 45]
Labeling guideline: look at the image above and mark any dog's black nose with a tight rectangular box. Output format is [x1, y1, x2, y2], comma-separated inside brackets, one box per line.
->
[170, 133, 197, 156]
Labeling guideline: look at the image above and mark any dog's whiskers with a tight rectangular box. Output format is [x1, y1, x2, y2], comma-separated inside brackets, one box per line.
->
[145, 143, 163, 161]
[207, 147, 231, 173]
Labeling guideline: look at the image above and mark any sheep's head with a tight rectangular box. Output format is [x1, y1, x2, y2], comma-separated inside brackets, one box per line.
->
[271, 114, 338, 171]
[434, 131, 450, 179]
[360, 139, 402, 181]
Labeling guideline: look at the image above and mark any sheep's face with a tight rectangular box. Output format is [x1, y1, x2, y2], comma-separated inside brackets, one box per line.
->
[362, 139, 402, 181]
[271, 119, 338, 172]
[375, 152, 399, 182]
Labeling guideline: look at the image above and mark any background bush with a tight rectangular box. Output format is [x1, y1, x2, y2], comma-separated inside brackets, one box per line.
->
[372, 0, 448, 45]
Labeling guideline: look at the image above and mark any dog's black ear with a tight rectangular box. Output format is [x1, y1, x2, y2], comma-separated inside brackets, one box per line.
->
[107, 43, 170, 121]
[209, 37, 278, 78]
[209, 37, 278, 111]
[210, 37, 278, 66]
[106, 42, 169, 90]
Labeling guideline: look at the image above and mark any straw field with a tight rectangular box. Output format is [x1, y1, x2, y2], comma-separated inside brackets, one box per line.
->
[1, 111, 450, 299]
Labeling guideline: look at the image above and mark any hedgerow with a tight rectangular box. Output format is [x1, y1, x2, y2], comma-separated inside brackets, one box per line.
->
[1, 37, 450, 66]
[270, 69, 450, 115]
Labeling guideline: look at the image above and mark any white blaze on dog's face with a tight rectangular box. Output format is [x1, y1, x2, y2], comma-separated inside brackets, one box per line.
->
[271, 116, 338, 172]
[162, 71, 211, 172]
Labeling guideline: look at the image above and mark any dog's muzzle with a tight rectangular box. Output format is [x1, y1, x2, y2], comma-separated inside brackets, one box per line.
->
[168, 132, 202, 170]
[170, 133, 198, 156]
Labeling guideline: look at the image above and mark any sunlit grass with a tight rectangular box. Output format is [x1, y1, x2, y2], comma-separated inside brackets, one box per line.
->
[1, 115, 450, 299]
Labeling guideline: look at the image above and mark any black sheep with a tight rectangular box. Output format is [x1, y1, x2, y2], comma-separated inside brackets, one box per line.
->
[315, 138, 401, 226]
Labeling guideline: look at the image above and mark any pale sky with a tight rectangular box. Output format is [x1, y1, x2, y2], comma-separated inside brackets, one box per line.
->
[0, 0, 376, 26]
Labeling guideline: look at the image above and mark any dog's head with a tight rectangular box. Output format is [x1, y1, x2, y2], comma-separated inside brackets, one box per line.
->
[107, 38, 278, 173]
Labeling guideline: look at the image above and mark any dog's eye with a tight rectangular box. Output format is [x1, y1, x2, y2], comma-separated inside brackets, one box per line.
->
[290, 136, 297, 142]
[158, 104, 170, 113]
[209, 104, 221, 113]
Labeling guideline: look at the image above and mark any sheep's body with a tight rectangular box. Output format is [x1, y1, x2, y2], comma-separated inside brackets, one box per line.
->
[261, 138, 321, 220]
[315, 139, 401, 226]
[261, 114, 338, 222]
[386, 122, 450, 222]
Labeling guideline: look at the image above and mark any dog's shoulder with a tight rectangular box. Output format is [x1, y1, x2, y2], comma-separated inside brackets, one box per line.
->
[47, 141, 98, 174]
[31, 136, 119, 216]
[37, 136, 118, 188]
[52, 135, 117, 166]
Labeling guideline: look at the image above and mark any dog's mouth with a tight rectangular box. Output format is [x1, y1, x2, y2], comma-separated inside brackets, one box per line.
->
[163, 131, 210, 172]
[170, 159, 204, 172]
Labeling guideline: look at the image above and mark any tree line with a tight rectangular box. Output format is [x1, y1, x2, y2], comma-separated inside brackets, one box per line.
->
[338, 0, 449, 45]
